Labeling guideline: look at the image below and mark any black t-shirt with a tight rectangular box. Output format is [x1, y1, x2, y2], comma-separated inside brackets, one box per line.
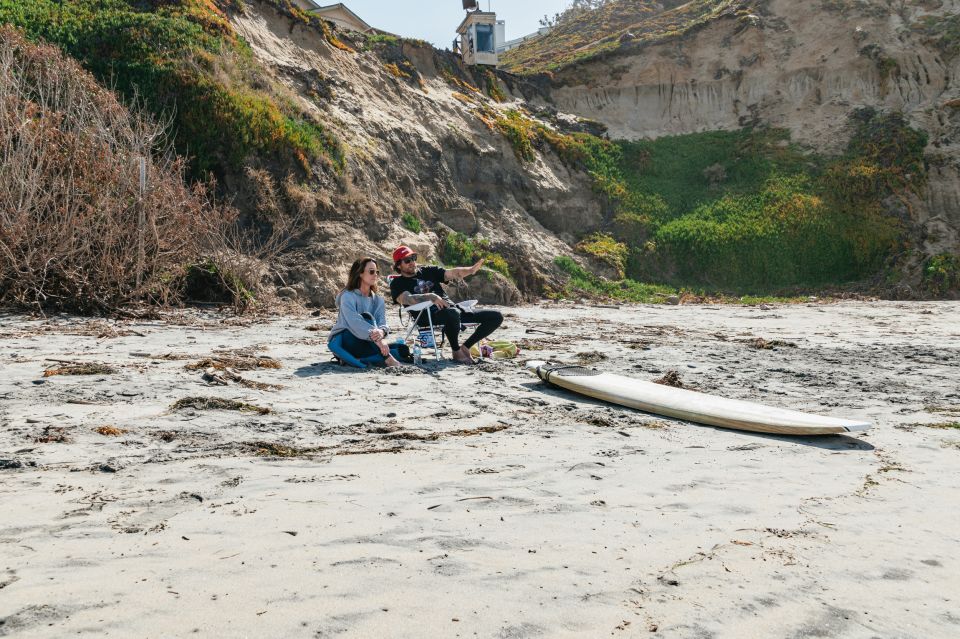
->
[390, 266, 450, 305]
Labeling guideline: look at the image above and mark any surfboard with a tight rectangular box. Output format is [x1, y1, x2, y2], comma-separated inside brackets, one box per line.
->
[529, 362, 871, 436]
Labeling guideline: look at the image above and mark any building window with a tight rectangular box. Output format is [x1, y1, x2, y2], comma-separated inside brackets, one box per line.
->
[475, 24, 494, 53]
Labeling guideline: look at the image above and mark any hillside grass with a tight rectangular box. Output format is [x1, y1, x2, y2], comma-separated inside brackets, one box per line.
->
[496, 106, 926, 293]
[500, 0, 740, 74]
[631, 112, 926, 290]
[0, 0, 344, 178]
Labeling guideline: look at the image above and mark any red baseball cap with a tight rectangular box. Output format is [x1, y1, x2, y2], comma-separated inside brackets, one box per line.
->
[392, 245, 416, 263]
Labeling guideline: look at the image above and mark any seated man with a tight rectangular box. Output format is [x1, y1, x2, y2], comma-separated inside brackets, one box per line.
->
[389, 245, 503, 364]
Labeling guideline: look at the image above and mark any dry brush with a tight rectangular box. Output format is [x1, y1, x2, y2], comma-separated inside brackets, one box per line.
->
[0, 27, 239, 313]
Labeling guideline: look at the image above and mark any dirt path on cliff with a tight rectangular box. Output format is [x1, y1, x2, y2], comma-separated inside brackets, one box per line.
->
[1, 301, 958, 637]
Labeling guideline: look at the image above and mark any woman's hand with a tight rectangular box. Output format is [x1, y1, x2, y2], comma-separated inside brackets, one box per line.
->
[372, 337, 390, 358]
[368, 328, 385, 342]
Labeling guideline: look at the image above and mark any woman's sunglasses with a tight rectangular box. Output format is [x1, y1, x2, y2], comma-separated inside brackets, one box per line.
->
[366, 268, 380, 275]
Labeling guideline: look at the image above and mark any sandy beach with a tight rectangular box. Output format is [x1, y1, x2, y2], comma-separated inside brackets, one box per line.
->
[1, 300, 959, 638]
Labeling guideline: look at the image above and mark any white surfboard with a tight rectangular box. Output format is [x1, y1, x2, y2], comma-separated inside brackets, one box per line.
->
[529, 362, 871, 436]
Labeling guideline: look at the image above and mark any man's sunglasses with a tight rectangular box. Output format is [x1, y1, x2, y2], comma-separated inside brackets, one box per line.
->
[400, 255, 418, 265]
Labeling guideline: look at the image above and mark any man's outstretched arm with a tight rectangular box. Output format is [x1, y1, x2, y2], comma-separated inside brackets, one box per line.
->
[444, 259, 484, 282]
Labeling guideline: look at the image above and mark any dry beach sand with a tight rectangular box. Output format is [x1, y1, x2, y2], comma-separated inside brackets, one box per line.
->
[1, 300, 959, 638]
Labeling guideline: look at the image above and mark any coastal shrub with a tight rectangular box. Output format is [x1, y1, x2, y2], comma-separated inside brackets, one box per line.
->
[652, 177, 856, 287]
[443, 232, 511, 278]
[553, 257, 675, 303]
[0, 28, 237, 312]
[575, 234, 629, 278]
[0, 0, 344, 177]
[401, 212, 423, 233]
[364, 33, 399, 48]
[547, 117, 922, 292]
[496, 110, 537, 162]
[923, 253, 960, 296]
[384, 62, 412, 79]
[484, 69, 506, 103]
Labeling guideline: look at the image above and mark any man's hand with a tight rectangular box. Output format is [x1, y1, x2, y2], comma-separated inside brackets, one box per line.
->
[431, 293, 450, 309]
[444, 259, 485, 282]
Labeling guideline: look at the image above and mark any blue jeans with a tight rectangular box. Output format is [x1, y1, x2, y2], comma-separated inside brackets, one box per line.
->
[328, 313, 387, 369]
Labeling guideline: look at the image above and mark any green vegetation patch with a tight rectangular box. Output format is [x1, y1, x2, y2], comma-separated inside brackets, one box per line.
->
[0, 0, 344, 177]
[544, 110, 924, 293]
[401, 212, 423, 233]
[491, 105, 925, 294]
[575, 233, 628, 278]
[924, 253, 960, 296]
[443, 232, 511, 279]
[552, 256, 676, 303]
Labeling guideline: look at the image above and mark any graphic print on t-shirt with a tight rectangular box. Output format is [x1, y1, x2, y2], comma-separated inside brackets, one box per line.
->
[414, 279, 433, 295]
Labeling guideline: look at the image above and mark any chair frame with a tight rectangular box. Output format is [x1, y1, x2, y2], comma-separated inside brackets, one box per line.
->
[399, 300, 479, 361]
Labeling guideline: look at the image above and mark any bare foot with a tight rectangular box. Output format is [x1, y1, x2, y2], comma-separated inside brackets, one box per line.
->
[452, 346, 475, 364]
[385, 355, 402, 368]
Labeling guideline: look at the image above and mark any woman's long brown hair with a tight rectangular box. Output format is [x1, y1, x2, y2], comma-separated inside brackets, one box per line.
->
[345, 257, 380, 293]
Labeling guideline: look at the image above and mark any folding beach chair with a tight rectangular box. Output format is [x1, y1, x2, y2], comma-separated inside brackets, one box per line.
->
[399, 299, 480, 361]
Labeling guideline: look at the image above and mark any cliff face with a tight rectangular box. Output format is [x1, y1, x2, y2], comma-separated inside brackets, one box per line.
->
[225, 1, 605, 306]
[540, 0, 960, 292]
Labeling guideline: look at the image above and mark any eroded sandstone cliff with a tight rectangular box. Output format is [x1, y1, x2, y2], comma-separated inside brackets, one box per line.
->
[225, 1, 607, 306]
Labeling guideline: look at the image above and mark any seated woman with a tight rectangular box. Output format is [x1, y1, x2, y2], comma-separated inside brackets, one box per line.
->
[327, 257, 402, 369]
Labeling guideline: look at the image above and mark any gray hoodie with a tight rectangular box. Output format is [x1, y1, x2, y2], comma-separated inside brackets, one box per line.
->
[328, 289, 389, 342]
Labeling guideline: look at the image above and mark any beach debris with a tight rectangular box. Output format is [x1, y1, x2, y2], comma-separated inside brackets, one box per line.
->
[743, 337, 797, 350]
[200, 367, 283, 391]
[920, 422, 960, 430]
[98, 463, 119, 473]
[43, 362, 117, 377]
[185, 355, 281, 372]
[516, 338, 547, 351]
[246, 441, 324, 457]
[367, 424, 404, 434]
[94, 426, 128, 437]
[575, 351, 608, 365]
[35, 426, 69, 443]
[136, 352, 193, 361]
[382, 424, 510, 442]
[282, 531, 298, 536]
[666, 295, 681, 305]
[155, 431, 178, 442]
[525, 328, 556, 335]
[1, 459, 36, 470]
[653, 371, 684, 388]
[335, 446, 405, 456]
[170, 397, 271, 415]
